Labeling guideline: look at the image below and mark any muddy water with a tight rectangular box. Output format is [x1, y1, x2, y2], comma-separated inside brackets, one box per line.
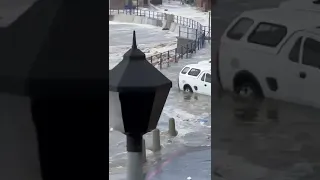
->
[210, 0, 320, 179]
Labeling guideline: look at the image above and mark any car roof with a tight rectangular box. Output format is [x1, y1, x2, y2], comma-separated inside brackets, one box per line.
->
[184, 63, 211, 71]
[241, 8, 320, 32]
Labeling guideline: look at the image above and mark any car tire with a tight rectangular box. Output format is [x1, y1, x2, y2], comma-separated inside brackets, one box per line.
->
[235, 81, 261, 99]
[183, 85, 193, 93]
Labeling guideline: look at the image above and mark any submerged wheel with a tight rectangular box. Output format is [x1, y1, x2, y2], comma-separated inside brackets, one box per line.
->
[183, 85, 193, 93]
[235, 82, 261, 98]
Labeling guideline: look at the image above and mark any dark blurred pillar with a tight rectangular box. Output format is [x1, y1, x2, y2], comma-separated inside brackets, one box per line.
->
[25, 0, 109, 179]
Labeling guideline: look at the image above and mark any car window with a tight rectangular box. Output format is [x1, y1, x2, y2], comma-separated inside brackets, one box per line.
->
[188, 68, 201, 76]
[227, 17, 254, 40]
[201, 73, 205, 81]
[205, 73, 211, 83]
[302, 38, 320, 68]
[248, 22, 287, 47]
[181, 67, 190, 74]
[289, 37, 302, 63]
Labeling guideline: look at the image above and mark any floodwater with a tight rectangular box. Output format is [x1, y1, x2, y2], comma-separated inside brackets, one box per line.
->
[109, 21, 211, 176]
[109, 21, 177, 69]
[210, 0, 320, 179]
[109, 0, 320, 178]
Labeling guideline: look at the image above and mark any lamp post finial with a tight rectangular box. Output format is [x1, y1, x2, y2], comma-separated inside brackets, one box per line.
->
[132, 31, 137, 49]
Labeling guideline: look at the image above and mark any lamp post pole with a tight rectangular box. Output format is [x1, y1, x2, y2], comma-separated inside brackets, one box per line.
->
[127, 134, 144, 180]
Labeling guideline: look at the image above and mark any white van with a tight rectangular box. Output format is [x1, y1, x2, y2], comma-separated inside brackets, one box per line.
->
[178, 64, 211, 96]
[217, 6, 320, 108]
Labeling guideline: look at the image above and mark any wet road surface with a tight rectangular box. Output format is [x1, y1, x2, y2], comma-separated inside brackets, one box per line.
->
[109, 0, 320, 179]
[109, 21, 211, 177]
[211, 0, 320, 179]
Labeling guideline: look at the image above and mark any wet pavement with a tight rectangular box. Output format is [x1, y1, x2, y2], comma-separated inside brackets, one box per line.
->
[146, 147, 211, 180]
[109, 19, 211, 179]
[210, 0, 320, 179]
[109, 0, 320, 179]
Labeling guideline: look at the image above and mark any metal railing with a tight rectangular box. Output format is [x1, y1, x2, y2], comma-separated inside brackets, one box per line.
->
[109, 8, 209, 69]
[109, 9, 165, 20]
[146, 35, 206, 69]
[109, 9, 211, 39]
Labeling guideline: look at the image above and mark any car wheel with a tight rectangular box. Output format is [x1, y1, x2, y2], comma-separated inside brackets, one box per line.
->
[235, 82, 260, 98]
[184, 85, 193, 93]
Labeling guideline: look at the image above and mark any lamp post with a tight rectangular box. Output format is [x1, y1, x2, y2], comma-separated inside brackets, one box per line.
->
[109, 31, 172, 180]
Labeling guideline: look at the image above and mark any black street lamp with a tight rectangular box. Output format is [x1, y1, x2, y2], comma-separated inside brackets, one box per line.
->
[109, 31, 172, 180]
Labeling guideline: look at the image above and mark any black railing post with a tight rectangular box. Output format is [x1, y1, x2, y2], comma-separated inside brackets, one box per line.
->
[186, 44, 189, 58]
[187, 28, 189, 39]
[203, 30, 205, 47]
[181, 46, 183, 59]
[159, 54, 163, 69]
[194, 40, 196, 53]
[195, 29, 198, 40]
[167, 51, 170, 67]
[175, 48, 177, 63]
[179, 26, 181, 37]
[190, 42, 193, 54]
[150, 56, 153, 64]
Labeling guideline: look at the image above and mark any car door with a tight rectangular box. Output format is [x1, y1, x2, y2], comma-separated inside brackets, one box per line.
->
[276, 32, 305, 104]
[199, 72, 211, 96]
[186, 68, 202, 92]
[203, 73, 211, 96]
[299, 35, 320, 108]
[219, 17, 256, 90]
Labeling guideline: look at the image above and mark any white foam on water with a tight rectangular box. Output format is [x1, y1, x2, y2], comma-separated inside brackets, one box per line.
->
[162, 105, 211, 136]
[109, 8, 211, 176]
[155, 0, 210, 27]
[109, 22, 177, 70]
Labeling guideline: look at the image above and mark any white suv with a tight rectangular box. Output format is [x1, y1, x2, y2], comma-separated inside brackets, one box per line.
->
[178, 64, 211, 96]
[217, 6, 320, 108]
